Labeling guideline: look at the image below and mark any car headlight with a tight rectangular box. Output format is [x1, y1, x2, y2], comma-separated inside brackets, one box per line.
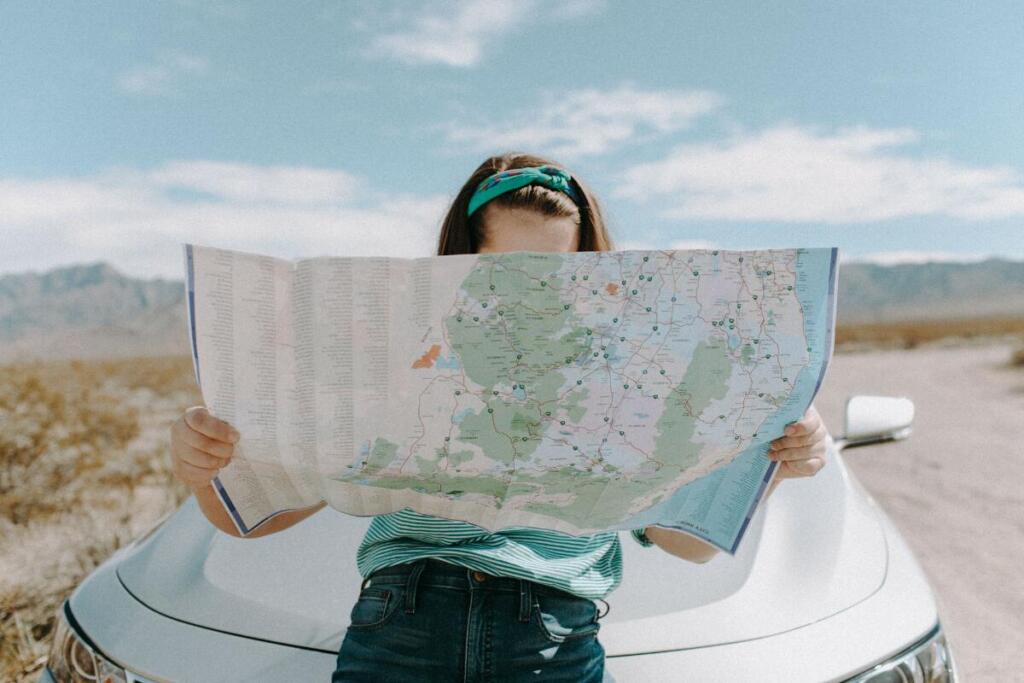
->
[47, 601, 127, 683]
[846, 623, 955, 682]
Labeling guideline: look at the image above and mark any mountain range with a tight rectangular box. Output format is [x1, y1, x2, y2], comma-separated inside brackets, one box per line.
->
[1, 257, 1022, 363]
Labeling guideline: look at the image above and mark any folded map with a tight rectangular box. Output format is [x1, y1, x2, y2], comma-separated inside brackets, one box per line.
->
[183, 243, 838, 554]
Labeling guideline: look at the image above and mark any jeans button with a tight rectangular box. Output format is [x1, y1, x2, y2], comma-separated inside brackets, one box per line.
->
[472, 570, 488, 582]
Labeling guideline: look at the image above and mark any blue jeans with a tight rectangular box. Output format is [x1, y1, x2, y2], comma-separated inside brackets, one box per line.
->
[333, 558, 606, 682]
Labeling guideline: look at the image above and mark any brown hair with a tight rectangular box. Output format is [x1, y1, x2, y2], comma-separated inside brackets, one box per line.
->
[435, 151, 616, 256]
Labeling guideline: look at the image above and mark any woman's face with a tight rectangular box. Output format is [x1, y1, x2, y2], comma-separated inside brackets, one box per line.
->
[476, 205, 580, 254]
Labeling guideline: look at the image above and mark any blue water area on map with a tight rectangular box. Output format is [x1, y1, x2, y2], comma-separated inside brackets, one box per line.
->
[453, 408, 475, 425]
[435, 354, 461, 370]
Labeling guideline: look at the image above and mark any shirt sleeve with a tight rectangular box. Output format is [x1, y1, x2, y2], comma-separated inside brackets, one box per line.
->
[629, 527, 655, 547]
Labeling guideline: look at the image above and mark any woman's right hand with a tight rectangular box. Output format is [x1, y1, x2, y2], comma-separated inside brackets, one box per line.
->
[170, 406, 240, 491]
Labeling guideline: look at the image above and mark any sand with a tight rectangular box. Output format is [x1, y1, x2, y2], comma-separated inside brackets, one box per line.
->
[815, 341, 1024, 681]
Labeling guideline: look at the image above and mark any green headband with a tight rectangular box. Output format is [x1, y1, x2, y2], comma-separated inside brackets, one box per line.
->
[467, 165, 582, 218]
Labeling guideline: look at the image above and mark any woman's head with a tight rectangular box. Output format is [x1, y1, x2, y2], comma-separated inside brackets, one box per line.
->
[436, 152, 616, 256]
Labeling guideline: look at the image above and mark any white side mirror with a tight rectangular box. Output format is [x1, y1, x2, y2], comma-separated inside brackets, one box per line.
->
[840, 395, 915, 450]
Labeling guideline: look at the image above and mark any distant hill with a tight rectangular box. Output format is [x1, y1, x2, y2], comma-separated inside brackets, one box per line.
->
[0, 257, 1022, 362]
[837, 258, 1024, 323]
[0, 262, 187, 363]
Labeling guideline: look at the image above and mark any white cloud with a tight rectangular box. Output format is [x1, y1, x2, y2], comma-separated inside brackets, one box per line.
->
[361, 0, 603, 67]
[0, 162, 451, 279]
[614, 124, 1024, 222]
[147, 161, 364, 205]
[365, 0, 532, 67]
[445, 85, 722, 158]
[118, 52, 209, 96]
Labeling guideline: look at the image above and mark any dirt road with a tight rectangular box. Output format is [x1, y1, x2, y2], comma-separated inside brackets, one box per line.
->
[816, 341, 1024, 681]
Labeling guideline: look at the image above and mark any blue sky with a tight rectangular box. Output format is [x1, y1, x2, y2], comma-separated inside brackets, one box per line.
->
[1, 0, 1022, 278]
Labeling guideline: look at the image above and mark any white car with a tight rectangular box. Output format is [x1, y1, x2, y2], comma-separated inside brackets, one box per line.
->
[42, 396, 959, 682]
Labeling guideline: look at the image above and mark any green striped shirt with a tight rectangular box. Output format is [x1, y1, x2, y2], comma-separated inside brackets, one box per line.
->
[356, 508, 654, 600]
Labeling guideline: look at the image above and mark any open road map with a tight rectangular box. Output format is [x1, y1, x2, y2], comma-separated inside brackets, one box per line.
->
[186, 244, 837, 553]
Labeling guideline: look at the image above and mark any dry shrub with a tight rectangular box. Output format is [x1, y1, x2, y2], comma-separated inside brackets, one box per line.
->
[89, 356, 198, 394]
[0, 355, 199, 682]
[1, 362, 140, 522]
[1011, 347, 1024, 367]
[836, 317, 1024, 350]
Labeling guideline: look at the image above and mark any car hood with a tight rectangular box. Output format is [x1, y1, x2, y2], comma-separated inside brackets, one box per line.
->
[115, 442, 887, 656]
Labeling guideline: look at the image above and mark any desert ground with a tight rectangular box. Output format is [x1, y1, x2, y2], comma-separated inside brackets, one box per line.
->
[1, 340, 1021, 681]
[815, 340, 1024, 681]
[0, 357, 198, 681]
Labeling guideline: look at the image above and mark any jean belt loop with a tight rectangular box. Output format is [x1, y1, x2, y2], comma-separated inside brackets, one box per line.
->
[404, 560, 427, 614]
[517, 579, 532, 623]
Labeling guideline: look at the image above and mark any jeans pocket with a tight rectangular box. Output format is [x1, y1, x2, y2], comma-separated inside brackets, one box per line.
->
[347, 587, 399, 631]
[532, 591, 601, 644]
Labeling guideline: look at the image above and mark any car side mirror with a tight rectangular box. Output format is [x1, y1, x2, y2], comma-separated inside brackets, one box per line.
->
[838, 395, 915, 451]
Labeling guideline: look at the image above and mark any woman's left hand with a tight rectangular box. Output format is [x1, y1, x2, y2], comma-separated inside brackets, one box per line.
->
[768, 404, 829, 479]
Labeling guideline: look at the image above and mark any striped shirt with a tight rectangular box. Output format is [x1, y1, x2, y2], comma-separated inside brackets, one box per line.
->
[355, 508, 654, 600]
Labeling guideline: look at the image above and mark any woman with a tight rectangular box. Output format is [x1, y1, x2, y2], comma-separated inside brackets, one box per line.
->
[169, 152, 830, 682]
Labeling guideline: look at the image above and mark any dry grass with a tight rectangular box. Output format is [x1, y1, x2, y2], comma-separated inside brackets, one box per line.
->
[836, 316, 1024, 351]
[0, 356, 200, 682]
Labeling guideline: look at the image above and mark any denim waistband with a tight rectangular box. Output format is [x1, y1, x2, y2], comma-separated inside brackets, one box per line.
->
[363, 558, 536, 622]
[362, 558, 583, 599]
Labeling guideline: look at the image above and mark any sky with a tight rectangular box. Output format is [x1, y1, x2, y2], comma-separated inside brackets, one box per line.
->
[1, 0, 1023, 279]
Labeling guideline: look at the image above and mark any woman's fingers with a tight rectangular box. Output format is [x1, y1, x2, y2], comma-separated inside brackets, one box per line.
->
[181, 427, 235, 460]
[776, 457, 825, 478]
[785, 407, 821, 436]
[768, 411, 829, 479]
[770, 426, 827, 458]
[184, 406, 240, 444]
[769, 443, 818, 462]
[770, 422, 827, 451]
[180, 442, 231, 469]
[169, 408, 238, 491]
[770, 405, 825, 449]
